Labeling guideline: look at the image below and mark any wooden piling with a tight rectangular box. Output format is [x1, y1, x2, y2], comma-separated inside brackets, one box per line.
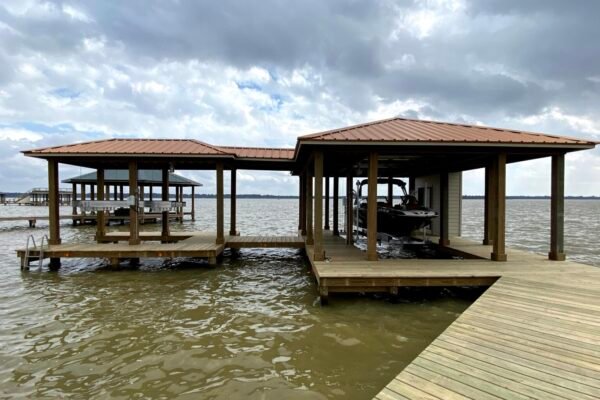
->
[367, 152, 378, 261]
[314, 151, 324, 261]
[549, 154, 566, 260]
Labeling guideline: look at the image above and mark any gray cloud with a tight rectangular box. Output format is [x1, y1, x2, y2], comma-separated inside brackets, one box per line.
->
[0, 0, 599, 194]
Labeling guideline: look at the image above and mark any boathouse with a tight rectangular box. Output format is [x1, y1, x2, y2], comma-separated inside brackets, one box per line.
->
[19, 118, 596, 275]
[17, 117, 600, 399]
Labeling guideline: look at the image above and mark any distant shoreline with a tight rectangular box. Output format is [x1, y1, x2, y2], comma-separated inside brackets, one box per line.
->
[2, 193, 598, 200]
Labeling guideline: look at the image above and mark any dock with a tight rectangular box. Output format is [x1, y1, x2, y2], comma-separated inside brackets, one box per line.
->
[374, 270, 600, 400]
[302, 232, 600, 399]
[18, 232, 306, 267]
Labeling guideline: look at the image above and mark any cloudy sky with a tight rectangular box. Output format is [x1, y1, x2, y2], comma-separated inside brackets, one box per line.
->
[0, 0, 599, 195]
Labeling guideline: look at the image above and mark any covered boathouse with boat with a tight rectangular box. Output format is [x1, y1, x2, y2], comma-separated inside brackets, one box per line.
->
[18, 117, 596, 274]
[17, 117, 600, 400]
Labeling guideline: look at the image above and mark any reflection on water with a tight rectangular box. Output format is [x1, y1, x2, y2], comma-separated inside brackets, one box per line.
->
[0, 198, 597, 398]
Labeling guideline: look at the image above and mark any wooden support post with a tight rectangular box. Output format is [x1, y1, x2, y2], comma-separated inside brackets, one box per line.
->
[319, 285, 329, 306]
[149, 186, 153, 201]
[387, 175, 393, 207]
[367, 152, 378, 261]
[90, 184, 95, 201]
[314, 151, 325, 261]
[409, 177, 416, 195]
[96, 169, 106, 242]
[483, 163, 497, 245]
[299, 173, 306, 235]
[48, 160, 61, 269]
[324, 177, 330, 230]
[346, 172, 353, 245]
[119, 185, 124, 201]
[139, 185, 145, 224]
[491, 153, 507, 261]
[216, 162, 224, 245]
[230, 168, 237, 236]
[306, 171, 314, 245]
[71, 183, 77, 216]
[333, 176, 339, 236]
[128, 160, 140, 245]
[549, 154, 566, 261]
[114, 185, 118, 201]
[191, 186, 196, 221]
[161, 168, 170, 241]
[439, 172, 450, 246]
[178, 186, 183, 222]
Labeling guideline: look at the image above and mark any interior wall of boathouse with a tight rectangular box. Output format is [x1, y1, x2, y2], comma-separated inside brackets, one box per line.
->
[414, 172, 462, 237]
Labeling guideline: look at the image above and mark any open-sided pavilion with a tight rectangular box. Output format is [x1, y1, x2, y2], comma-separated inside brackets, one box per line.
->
[19, 117, 596, 275]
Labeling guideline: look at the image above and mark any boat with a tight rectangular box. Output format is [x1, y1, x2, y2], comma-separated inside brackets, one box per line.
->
[353, 178, 438, 238]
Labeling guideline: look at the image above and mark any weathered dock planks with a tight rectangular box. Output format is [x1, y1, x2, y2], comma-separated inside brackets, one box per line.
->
[375, 272, 600, 400]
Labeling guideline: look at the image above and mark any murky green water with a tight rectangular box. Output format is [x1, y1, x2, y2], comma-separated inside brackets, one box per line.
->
[0, 199, 597, 398]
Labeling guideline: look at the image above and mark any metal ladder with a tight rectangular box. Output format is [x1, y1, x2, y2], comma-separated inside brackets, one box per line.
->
[22, 234, 49, 270]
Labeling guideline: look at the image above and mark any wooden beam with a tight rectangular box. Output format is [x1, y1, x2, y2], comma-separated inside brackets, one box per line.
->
[346, 172, 353, 245]
[161, 168, 170, 241]
[306, 171, 314, 245]
[439, 172, 450, 246]
[216, 162, 224, 244]
[549, 154, 565, 261]
[96, 168, 106, 242]
[314, 151, 325, 261]
[230, 168, 237, 236]
[324, 176, 330, 230]
[491, 153, 507, 261]
[333, 176, 339, 235]
[128, 160, 140, 245]
[367, 152, 378, 261]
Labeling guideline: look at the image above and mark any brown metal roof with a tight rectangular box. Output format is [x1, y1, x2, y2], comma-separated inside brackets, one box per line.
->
[217, 146, 295, 160]
[298, 117, 597, 146]
[25, 138, 230, 156]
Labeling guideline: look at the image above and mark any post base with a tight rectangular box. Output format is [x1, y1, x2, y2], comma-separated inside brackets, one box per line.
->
[48, 258, 61, 271]
[491, 253, 507, 261]
[548, 252, 566, 261]
[319, 286, 329, 306]
[438, 239, 450, 246]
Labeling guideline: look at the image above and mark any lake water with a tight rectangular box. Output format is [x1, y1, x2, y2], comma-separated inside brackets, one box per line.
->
[0, 199, 598, 399]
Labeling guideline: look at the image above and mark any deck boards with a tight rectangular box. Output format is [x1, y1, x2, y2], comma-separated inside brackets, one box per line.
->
[17, 232, 306, 261]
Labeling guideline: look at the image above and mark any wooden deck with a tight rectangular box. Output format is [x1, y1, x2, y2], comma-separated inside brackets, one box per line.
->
[303, 232, 600, 399]
[17, 232, 306, 267]
[375, 271, 600, 400]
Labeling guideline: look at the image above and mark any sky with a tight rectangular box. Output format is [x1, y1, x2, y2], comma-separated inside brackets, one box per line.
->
[0, 0, 599, 195]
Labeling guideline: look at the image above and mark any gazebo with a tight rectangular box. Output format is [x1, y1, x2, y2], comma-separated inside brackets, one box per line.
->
[63, 169, 202, 222]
